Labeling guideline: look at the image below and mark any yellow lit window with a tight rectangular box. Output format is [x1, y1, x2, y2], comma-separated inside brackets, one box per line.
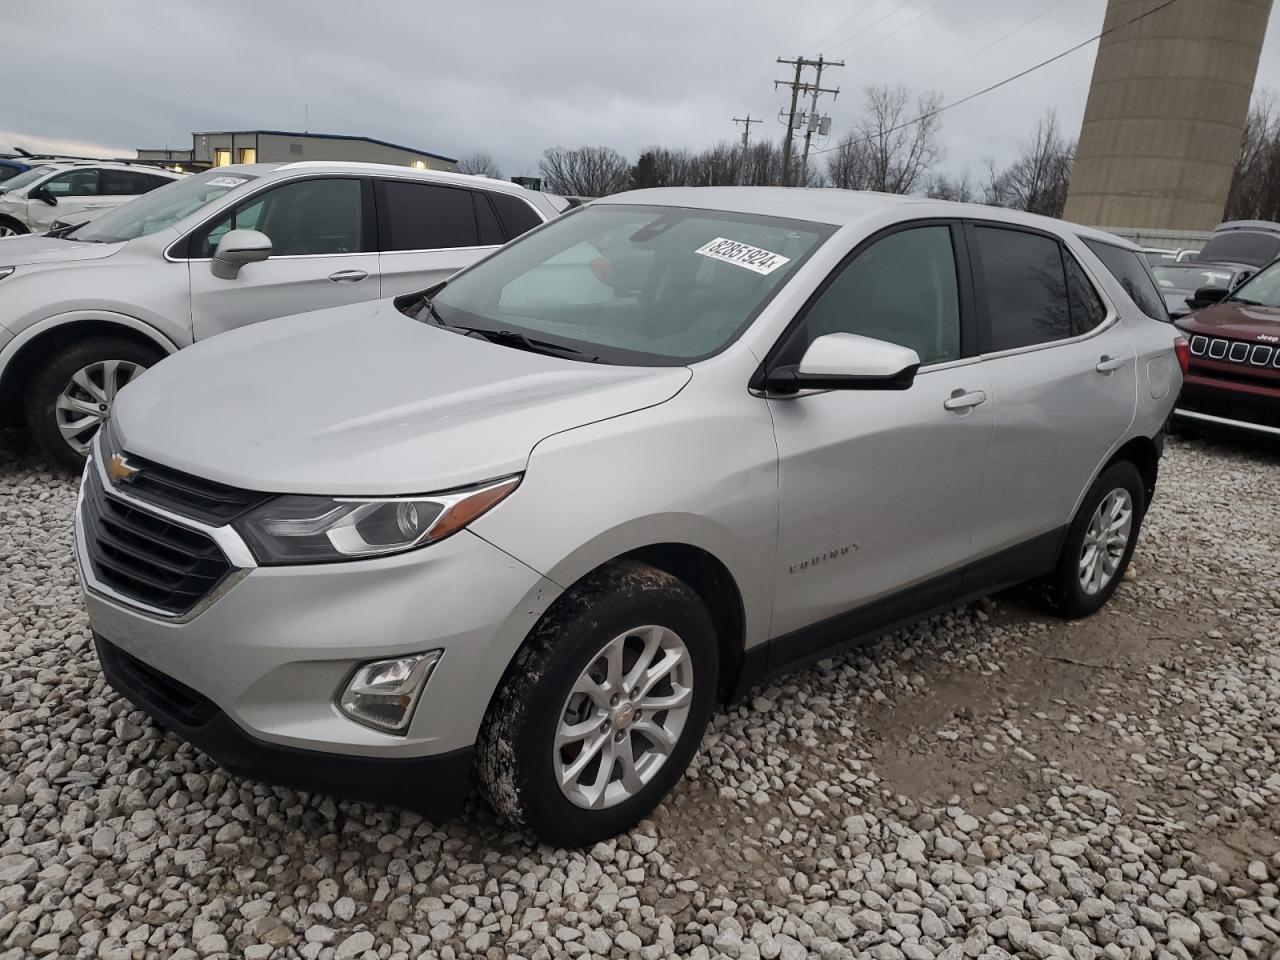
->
[412, 160, 428, 170]
[239, 147, 257, 164]
[214, 149, 231, 167]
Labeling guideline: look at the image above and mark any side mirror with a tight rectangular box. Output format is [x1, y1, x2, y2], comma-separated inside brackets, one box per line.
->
[211, 229, 272, 280]
[1188, 285, 1229, 309]
[765, 333, 921, 394]
[31, 186, 56, 206]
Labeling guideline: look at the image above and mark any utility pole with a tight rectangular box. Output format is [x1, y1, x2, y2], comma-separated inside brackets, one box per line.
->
[733, 115, 761, 148]
[800, 55, 842, 185]
[775, 58, 805, 187]
[775, 56, 842, 186]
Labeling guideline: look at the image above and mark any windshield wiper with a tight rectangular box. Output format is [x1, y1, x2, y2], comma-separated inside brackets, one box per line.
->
[462, 327, 601, 363]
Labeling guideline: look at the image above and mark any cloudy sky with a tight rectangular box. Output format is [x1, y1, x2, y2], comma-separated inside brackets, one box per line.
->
[4, 0, 1278, 182]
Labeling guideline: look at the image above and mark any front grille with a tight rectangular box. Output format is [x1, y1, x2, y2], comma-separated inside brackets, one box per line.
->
[1188, 334, 1280, 370]
[81, 466, 232, 616]
[99, 425, 269, 524]
[96, 636, 218, 728]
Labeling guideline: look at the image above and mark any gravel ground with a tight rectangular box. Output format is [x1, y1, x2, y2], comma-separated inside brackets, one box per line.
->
[1, 427, 1278, 960]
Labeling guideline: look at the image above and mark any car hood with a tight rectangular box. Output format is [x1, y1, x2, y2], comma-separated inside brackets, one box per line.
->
[112, 300, 692, 495]
[0, 234, 122, 266]
[1174, 301, 1280, 341]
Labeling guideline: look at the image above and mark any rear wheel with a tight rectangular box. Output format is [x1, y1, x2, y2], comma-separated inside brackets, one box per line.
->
[477, 560, 718, 847]
[0, 217, 27, 238]
[25, 336, 162, 471]
[1035, 460, 1145, 619]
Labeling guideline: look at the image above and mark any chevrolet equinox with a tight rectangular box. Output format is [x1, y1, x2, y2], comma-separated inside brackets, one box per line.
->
[76, 188, 1187, 846]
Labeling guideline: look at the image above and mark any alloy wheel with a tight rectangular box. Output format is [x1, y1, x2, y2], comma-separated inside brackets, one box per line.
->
[55, 359, 147, 457]
[0, 224, 20, 238]
[554, 625, 694, 810]
[1078, 487, 1133, 595]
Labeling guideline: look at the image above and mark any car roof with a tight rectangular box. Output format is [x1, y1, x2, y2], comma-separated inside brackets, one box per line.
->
[594, 186, 1140, 249]
[1212, 220, 1280, 235]
[230, 160, 544, 198]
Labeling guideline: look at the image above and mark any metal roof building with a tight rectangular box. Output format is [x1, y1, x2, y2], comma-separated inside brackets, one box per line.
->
[137, 130, 456, 173]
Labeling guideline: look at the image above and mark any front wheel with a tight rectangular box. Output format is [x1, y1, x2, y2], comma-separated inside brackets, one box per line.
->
[25, 336, 162, 471]
[0, 217, 27, 238]
[1035, 460, 1146, 619]
[477, 560, 718, 847]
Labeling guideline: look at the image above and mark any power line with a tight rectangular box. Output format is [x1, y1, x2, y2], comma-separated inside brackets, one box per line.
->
[809, 0, 1183, 159]
[838, 0, 951, 58]
[823, 0, 916, 51]
[775, 56, 843, 185]
[802, 0, 882, 54]
[918, 0, 1073, 89]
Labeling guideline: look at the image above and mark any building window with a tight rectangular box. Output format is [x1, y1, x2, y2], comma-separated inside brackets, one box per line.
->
[412, 160, 428, 170]
[239, 147, 257, 164]
[214, 148, 231, 167]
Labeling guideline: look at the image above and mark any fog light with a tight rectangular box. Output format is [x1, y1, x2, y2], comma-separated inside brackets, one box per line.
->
[338, 651, 441, 733]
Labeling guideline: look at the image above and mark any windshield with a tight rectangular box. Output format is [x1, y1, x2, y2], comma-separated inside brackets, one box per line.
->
[1198, 231, 1280, 268]
[1226, 259, 1280, 309]
[1151, 263, 1240, 292]
[0, 166, 51, 193]
[425, 204, 832, 365]
[70, 170, 257, 243]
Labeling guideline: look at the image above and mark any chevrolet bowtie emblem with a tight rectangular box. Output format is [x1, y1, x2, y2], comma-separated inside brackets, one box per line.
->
[107, 453, 140, 485]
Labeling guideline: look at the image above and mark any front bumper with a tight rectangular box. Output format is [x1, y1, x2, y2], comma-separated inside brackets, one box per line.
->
[76, 443, 562, 792]
[96, 633, 474, 818]
[1174, 371, 1280, 437]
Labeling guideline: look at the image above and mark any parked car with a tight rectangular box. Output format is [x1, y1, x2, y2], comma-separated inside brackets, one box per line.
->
[0, 161, 182, 237]
[1151, 262, 1254, 318]
[0, 158, 43, 185]
[1172, 255, 1280, 437]
[1143, 247, 1199, 266]
[76, 188, 1185, 846]
[1196, 220, 1280, 269]
[0, 162, 560, 468]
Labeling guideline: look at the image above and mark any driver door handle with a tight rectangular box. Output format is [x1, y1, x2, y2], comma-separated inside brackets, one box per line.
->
[328, 269, 368, 283]
[1095, 355, 1125, 373]
[943, 389, 987, 412]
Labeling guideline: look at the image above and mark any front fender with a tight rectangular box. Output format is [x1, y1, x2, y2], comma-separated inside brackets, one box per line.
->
[0, 310, 180, 381]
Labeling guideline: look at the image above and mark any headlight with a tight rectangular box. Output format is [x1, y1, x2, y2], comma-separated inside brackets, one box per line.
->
[235, 475, 520, 564]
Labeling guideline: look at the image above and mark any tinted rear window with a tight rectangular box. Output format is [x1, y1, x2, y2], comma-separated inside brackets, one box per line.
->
[380, 181, 478, 250]
[490, 193, 542, 239]
[1083, 239, 1169, 322]
[1199, 231, 1280, 268]
[973, 226, 1071, 352]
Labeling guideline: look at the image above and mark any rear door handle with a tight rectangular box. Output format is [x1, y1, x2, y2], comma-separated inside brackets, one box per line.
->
[943, 389, 987, 412]
[1095, 355, 1125, 373]
[329, 269, 368, 283]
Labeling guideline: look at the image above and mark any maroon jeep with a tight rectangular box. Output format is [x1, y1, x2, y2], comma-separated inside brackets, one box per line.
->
[1173, 257, 1280, 437]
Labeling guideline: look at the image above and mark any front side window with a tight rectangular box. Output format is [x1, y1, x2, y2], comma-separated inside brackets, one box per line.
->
[42, 169, 100, 197]
[1083, 239, 1169, 321]
[0, 166, 51, 193]
[196, 178, 363, 258]
[1227, 259, 1280, 309]
[380, 181, 479, 251]
[974, 226, 1070, 352]
[73, 170, 257, 244]
[423, 204, 831, 365]
[790, 225, 961, 366]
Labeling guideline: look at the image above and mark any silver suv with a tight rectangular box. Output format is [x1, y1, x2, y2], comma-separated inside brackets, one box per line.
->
[0, 160, 182, 236]
[0, 162, 561, 468]
[76, 188, 1186, 846]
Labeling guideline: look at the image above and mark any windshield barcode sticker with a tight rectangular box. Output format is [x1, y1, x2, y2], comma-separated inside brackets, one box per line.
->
[207, 176, 248, 188]
[695, 238, 790, 275]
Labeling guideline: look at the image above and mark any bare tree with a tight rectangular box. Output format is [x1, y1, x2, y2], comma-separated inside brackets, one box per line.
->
[739, 140, 784, 186]
[538, 146, 630, 197]
[1225, 90, 1280, 222]
[826, 134, 875, 190]
[456, 151, 500, 178]
[925, 171, 976, 203]
[855, 84, 944, 194]
[984, 111, 1074, 217]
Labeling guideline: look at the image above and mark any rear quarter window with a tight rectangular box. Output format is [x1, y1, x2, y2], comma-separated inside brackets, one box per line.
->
[1082, 239, 1169, 322]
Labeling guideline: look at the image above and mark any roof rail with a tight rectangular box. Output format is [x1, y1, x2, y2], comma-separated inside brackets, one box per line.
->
[9, 149, 169, 169]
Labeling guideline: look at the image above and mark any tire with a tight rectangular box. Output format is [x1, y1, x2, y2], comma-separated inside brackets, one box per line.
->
[0, 216, 26, 238]
[1035, 460, 1146, 620]
[477, 559, 719, 847]
[25, 336, 162, 472]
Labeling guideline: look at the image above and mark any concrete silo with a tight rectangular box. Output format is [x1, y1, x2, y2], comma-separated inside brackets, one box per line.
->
[1063, 0, 1273, 231]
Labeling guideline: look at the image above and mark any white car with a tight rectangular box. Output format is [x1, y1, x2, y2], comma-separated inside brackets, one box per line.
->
[0, 162, 564, 467]
[0, 161, 183, 237]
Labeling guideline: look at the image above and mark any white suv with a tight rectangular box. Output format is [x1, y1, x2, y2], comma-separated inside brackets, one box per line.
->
[0, 161, 182, 237]
[0, 162, 563, 467]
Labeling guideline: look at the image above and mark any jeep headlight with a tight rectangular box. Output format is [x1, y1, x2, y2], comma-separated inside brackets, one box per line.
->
[236, 476, 519, 564]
